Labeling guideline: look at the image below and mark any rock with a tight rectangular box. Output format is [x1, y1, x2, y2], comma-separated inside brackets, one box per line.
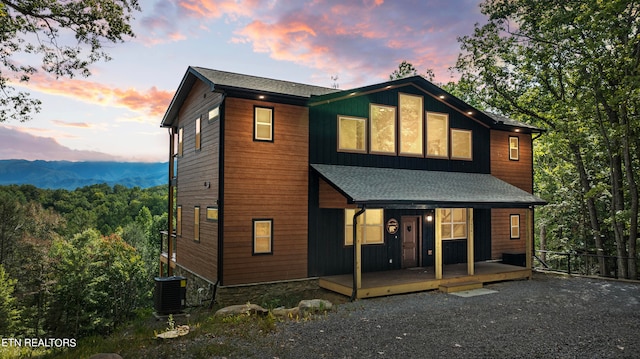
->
[272, 306, 300, 318]
[155, 325, 190, 339]
[298, 299, 332, 314]
[214, 303, 268, 317]
[88, 354, 123, 359]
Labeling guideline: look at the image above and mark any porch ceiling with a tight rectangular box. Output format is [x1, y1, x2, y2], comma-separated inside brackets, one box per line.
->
[311, 164, 546, 209]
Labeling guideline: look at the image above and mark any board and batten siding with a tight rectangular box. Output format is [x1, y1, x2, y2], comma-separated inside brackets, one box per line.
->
[222, 97, 309, 285]
[175, 80, 221, 282]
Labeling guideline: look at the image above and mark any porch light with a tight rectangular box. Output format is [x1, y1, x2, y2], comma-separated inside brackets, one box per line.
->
[426, 215, 433, 222]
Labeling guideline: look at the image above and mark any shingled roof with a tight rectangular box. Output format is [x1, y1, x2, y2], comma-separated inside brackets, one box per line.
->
[161, 66, 338, 127]
[311, 164, 546, 208]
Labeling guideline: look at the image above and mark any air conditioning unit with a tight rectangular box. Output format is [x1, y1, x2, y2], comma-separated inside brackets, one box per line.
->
[154, 276, 187, 315]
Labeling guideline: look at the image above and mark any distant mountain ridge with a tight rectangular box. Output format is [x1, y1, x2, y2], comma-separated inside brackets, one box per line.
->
[0, 160, 167, 190]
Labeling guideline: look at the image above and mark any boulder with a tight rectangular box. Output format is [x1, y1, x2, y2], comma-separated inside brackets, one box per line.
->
[214, 303, 268, 317]
[272, 306, 300, 318]
[298, 299, 333, 314]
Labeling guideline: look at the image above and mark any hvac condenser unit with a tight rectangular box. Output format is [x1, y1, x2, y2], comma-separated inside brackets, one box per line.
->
[154, 276, 187, 315]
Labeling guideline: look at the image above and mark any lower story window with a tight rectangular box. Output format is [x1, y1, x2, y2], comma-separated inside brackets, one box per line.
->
[194, 207, 200, 242]
[510, 214, 520, 239]
[345, 208, 384, 245]
[439, 208, 468, 240]
[253, 219, 273, 254]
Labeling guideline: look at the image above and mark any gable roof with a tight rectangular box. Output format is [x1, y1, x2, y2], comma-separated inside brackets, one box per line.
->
[161, 67, 542, 133]
[308, 75, 543, 133]
[161, 66, 339, 127]
[312, 164, 546, 208]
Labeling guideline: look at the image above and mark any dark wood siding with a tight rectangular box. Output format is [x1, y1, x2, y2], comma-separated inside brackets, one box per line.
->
[309, 85, 491, 174]
[222, 97, 308, 285]
[175, 81, 221, 282]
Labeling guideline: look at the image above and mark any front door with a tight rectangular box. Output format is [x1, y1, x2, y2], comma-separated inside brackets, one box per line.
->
[401, 216, 420, 268]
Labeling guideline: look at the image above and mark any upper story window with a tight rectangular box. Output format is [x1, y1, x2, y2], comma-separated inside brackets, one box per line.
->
[338, 115, 367, 152]
[399, 93, 424, 156]
[208, 106, 219, 122]
[509, 136, 519, 160]
[439, 208, 467, 240]
[254, 106, 273, 142]
[345, 208, 384, 245]
[370, 104, 396, 155]
[451, 129, 472, 160]
[177, 127, 184, 156]
[195, 117, 201, 150]
[426, 112, 448, 158]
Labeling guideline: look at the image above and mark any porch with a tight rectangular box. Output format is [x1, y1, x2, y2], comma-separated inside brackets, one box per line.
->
[319, 261, 531, 299]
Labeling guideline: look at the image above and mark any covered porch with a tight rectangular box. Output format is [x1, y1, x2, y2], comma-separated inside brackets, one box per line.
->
[311, 164, 545, 300]
[320, 261, 531, 299]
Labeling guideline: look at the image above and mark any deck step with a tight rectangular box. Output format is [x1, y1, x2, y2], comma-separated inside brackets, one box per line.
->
[439, 281, 483, 293]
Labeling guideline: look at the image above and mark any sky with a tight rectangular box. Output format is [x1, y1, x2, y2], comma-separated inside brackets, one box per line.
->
[1, 0, 487, 163]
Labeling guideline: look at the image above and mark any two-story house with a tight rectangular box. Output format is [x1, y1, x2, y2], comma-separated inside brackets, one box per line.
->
[160, 66, 545, 299]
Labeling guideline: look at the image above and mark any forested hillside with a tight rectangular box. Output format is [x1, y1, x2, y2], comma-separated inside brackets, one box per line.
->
[0, 160, 167, 189]
[0, 184, 168, 344]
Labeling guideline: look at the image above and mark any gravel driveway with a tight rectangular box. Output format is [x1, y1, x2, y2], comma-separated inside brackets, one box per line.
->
[243, 273, 640, 358]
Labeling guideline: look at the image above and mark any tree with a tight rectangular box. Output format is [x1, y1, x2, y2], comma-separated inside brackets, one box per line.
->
[0, 265, 20, 335]
[454, 0, 640, 278]
[0, 0, 141, 122]
[389, 60, 437, 82]
[0, 191, 25, 265]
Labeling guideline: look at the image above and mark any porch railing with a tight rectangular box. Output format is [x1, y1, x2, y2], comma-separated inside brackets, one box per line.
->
[159, 230, 177, 276]
[533, 250, 637, 279]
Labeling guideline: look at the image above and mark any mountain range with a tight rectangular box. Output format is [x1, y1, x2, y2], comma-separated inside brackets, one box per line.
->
[0, 160, 167, 190]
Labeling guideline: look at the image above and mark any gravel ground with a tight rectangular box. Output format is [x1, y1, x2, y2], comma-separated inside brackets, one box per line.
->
[238, 273, 640, 359]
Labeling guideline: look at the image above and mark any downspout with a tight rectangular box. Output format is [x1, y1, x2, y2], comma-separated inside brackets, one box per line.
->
[351, 206, 366, 301]
[167, 127, 175, 276]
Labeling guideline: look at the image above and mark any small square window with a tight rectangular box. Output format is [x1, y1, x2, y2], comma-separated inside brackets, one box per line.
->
[509, 136, 519, 160]
[510, 214, 520, 239]
[254, 107, 273, 141]
[209, 107, 220, 122]
[253, 219, 273, 254]
[206, 207, 218, 221]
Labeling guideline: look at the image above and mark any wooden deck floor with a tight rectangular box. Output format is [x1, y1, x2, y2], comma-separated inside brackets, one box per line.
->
[319, 262, 531, 299]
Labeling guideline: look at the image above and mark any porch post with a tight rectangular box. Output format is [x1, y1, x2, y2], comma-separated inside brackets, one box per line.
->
[467, 208, 474, 276]
[435, 209, 443, 280]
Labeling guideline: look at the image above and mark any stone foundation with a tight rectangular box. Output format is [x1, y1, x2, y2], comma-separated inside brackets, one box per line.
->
[170, 265, 321, 308]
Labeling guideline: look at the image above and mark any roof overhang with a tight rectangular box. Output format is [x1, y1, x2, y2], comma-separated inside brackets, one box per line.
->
[311, 164, 546, 209]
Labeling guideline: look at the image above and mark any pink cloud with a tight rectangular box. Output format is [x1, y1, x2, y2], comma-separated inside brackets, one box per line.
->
[21, 73, 174, 117]
[137, 0, 485, 85]
[51, 120, 92, 128]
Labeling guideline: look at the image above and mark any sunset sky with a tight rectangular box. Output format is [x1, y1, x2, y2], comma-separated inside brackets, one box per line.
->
[1, 0, 487, 162]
